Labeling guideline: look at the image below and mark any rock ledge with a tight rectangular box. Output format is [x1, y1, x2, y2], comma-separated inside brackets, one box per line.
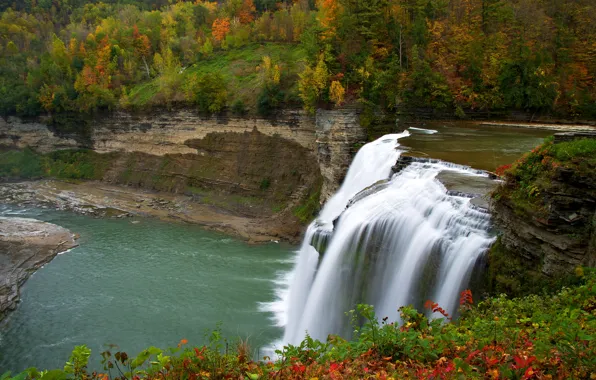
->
[0, 217, 77, 319]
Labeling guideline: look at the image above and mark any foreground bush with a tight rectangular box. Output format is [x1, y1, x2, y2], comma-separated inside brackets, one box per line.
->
[3, 272, 595, 379]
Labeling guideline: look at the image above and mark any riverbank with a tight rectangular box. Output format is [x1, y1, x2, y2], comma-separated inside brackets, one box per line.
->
[0, 180, 304, 244]
[0, 217, 77, 320]
[478, 121, 596, 132]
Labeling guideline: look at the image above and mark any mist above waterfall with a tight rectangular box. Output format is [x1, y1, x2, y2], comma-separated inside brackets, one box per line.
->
[262, 133, 495, 347]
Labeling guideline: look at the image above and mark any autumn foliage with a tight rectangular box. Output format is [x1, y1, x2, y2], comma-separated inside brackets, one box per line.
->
[211, 18, 231, 42]
[0, 0, 594, 118]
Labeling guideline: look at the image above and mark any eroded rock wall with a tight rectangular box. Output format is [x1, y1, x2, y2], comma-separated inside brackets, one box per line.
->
[316, 109, 367, 203]
[490, 134, 596, 293]
[99, 129, 321, 219]
[0, 109, 367, 212]
[0, 109, 317, 154]
[0, 116, 80, 153]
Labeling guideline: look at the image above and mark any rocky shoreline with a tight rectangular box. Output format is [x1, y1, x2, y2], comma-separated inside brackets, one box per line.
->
[0, 180, 304, 244]
[0, 217, 77, 320]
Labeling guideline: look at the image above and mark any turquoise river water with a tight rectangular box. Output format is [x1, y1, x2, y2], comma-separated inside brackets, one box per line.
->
[0, 206, 294, 372]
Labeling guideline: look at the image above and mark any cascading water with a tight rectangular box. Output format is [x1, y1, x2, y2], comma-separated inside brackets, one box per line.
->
[262, 133, 495, 348]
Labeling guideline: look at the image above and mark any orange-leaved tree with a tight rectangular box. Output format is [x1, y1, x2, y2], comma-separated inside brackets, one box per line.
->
[212, 18, 231, 42]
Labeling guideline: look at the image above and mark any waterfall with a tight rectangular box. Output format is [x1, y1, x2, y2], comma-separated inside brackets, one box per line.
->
[263, 133, 495, 348]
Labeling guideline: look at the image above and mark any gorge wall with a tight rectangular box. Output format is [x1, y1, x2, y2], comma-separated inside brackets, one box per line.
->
[0, 109, 317, 155]
[489, 133, 596, 294]
[0, 109, 367, 222]
[315, 109, 368, 203]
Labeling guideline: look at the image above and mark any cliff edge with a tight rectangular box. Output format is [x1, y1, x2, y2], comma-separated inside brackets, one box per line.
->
[489, 133, 596, 294]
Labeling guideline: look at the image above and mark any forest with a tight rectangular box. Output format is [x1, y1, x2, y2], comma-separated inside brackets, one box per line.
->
[0, 0, 594, 121]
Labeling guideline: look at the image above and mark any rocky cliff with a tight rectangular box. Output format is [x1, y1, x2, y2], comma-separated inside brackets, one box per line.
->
[489, 133, 596, 294]
[0, 109, 367, 229]
[316, 109, 368, 203]
[0, 217, 77, 320]
[0, 109, 317, 154]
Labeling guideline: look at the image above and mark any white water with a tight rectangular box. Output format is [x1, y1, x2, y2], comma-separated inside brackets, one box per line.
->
[408, 127, 439, 134]
[263, 133, 495, 348]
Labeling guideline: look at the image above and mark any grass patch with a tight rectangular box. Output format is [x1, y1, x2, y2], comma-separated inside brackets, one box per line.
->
[127, 81, 160, 108]
[550, 137, 596, 162]
[293, 180, 321, 224]
[126, 43, 306, 112]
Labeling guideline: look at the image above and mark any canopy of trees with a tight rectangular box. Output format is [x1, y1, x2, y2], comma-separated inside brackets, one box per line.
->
[0, 0, 593, 118]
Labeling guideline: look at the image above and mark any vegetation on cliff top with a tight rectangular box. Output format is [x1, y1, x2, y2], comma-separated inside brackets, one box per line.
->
[493, 136, 596, 216]
[2, 271, 595, 379]
[0, 0, 595, 120]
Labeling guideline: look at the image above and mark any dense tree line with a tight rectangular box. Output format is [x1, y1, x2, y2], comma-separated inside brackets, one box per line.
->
[0, 0, 593, 119]
[300, 0, 596, 119]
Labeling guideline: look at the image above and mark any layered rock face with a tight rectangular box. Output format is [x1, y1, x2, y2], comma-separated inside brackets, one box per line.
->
[101, 129, 321, 218]
[492, 167, 595, 276]
[0, 217, 77, 319]
[316, 109, 367, 203]
[0, 109, 367, 212]
[0, 116, 80, 152]
[0, 109, 317, 154]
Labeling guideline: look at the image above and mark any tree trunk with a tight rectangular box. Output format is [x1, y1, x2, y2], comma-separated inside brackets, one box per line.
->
[142, 56, 150, 78]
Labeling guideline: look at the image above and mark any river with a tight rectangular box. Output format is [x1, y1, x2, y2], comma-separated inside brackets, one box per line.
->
[0, 122, 553, 373]
[399, 121, 552, 171]
[0, 206, 293, 372]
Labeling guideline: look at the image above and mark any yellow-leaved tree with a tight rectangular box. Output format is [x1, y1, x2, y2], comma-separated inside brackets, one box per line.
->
[329, 80, 345, 106]
[298, 54, 329, 114]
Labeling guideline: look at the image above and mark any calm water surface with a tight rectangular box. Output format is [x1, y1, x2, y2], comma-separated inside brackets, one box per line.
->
[400, 121, 553, 171]
[0, 206, 294, 373]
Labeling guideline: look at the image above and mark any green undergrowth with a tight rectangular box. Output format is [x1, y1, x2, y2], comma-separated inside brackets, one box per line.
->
[292, 177, 322, 224]
[493, 136, 596, 216]
[487, 237, 585, 297]
[0, 149, 115, 181]
[3, 272, 595, 379]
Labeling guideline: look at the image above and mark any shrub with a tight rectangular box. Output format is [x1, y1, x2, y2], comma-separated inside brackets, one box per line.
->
[231, 99, 247, 116]
[257, 84, 284, 116]
[185, 73, 228, 114]
[0, 148, 44, 178]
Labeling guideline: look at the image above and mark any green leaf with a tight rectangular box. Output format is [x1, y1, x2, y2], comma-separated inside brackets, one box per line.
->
[39, 369, 67, 380]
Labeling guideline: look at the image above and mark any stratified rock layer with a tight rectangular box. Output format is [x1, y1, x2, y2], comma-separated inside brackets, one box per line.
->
[492, 167, 595, 276]
[490, 133, 596, 289]
[0, 109, 368, 214]
[316, 109, 367, 203]
[0, 110, 317, 154]
[0, 217, 77, 319]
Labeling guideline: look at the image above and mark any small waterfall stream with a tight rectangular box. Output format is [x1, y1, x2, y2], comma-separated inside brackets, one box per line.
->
[262, 133, 496, 347]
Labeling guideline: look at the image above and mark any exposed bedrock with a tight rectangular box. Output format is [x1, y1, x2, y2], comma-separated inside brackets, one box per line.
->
[0, 109, 368, 233]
